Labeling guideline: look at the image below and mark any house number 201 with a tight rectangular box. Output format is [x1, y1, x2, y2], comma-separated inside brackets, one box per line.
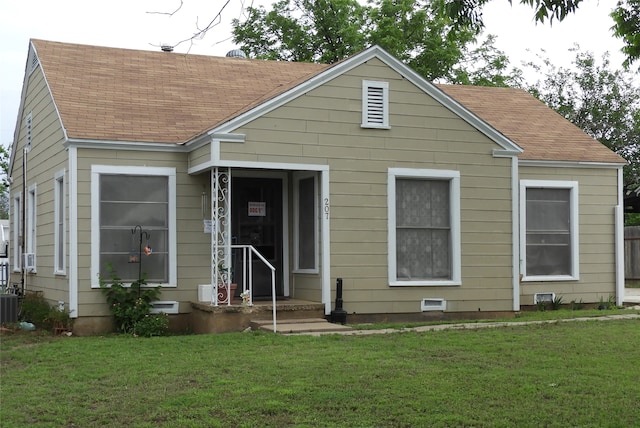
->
[324, 198, 330, 219]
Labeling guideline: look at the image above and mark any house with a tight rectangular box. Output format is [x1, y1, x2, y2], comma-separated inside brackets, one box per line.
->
[9, 39, 626, 334]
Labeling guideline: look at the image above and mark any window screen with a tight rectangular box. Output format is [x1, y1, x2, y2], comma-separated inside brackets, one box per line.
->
[396, 179, 451, 280]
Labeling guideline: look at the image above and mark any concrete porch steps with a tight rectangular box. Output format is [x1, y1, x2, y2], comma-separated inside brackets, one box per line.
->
[250, 318, 353, 334]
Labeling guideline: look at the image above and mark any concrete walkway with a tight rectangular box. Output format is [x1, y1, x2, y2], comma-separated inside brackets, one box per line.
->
[625, 288, 640, 304]
[290, 312, 640, 336]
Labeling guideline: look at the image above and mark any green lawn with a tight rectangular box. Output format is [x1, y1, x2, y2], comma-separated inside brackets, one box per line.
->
[2, 316, 640, 427]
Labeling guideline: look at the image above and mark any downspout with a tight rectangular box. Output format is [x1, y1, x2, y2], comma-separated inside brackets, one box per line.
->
[615, 167, 624, 306]
[68, 146, 78, 318]
[21, 147, 27, 296]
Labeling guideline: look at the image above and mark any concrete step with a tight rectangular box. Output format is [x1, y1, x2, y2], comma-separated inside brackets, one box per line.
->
[250, 318, 352, 334]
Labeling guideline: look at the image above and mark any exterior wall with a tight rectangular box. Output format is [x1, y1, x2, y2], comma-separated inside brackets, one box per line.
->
[188, 144, 211, 170]
[519, 165, 618, 305]
[9, 64, 69, 307]
[74, 149, 209, 318]
[222, 58, 515, 314]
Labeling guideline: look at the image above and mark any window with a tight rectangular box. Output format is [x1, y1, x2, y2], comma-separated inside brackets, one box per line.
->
[520, 180, 579, 280]
[54, 170, 66, 274]
[91, 166, 176, 287]
[362, 80, 389, 129]
[293, 173, 318, 272]
[388, 168, 461, 286]
[27, 184, 37, 271]
[12, 194, 21, 271]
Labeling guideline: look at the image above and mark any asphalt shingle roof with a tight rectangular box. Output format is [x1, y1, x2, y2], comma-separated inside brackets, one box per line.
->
[31, 39, 624, 164]
[438, 84, 625, 163]
[32, 39, 330, 143]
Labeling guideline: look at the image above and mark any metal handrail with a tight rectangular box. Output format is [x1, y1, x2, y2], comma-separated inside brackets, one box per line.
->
[230, 244, 277, 333]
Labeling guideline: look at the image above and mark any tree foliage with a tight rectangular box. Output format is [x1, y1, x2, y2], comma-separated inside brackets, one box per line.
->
[611, 0, 640, 67]
[441, 0, 640, 67]
[232, 0, 520, 84]
[526, 47, 640, 192]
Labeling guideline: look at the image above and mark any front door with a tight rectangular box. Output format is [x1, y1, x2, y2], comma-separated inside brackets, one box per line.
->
[231, 177, 284, 298]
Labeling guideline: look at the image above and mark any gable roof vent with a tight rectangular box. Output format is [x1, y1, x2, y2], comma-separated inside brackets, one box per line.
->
[362, 80, 389, 129]
[226, 49, 247, 59]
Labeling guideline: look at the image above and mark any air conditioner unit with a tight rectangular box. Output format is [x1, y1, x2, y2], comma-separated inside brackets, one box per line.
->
[23, 253, 36, 271]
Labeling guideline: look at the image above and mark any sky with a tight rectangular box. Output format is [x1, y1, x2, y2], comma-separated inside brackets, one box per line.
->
[0, 0, 628, 145]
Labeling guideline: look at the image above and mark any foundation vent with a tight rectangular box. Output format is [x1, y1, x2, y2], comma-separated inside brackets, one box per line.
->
[149, 301, 179, 314]
[534, 293, 555, 305]
[421, 298, 446, 311]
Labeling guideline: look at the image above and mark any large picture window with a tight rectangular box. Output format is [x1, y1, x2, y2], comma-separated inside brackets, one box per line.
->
[520, 180, 579, 280]
[388, 168, 461, 286]
[91, 166, 176, 287]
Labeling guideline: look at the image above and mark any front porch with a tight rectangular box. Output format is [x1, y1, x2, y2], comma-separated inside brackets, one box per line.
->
[189, 299, 326, 334]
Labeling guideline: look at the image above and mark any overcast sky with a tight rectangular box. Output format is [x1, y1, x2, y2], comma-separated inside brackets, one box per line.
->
[0, 0, 627, 145]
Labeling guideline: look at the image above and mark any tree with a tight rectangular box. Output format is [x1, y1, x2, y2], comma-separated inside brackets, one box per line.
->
[231, 0, 368, 63]
[611, 0, 640, 67]
[526, 47, 640, 202]
[232, 0, 519, 84]
[441, 0, 640, 67]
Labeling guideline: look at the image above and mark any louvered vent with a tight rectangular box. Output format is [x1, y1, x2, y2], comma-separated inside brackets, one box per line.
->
[366, 86, 385, 124]
[362, 80, 389, 128]
[28, 49, 39, 75]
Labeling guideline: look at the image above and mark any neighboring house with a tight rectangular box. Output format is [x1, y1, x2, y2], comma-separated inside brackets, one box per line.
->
[9, 39, 626, 334]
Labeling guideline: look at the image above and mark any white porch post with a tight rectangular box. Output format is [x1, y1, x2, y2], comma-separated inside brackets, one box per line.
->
[321, 169, 331, 315]
[212, 167, 232, 306]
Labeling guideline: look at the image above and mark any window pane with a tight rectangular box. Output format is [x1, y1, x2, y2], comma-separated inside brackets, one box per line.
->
[396, 179, 451, 280]
[526, 188, 572, 276]
[297, 177, 315, 269]
[99, 174, 169, 282]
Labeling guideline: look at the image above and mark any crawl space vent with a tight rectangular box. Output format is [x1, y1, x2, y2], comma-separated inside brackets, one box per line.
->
[534, 293, 555, 305]
[149, 301, 179, 314]
[421, 298, 446, 312]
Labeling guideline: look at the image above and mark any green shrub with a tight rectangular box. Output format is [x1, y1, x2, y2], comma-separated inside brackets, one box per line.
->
[99, 269, 161, 335]
[551, 295, 564, 310]
[133, 313, 169, 337]
[20, 292, 53, 328]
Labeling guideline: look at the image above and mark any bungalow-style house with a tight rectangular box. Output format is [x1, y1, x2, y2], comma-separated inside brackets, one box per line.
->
[9, 39, 626, 334]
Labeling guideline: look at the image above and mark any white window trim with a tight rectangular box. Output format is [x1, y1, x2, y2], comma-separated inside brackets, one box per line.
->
[54, 169, 66, 275]
[12, 193, 21, 272]
[520, 179, 579, 282]
[26, 184, 37, 272]
[361, 80, 390, 129]
[293, 172, 319, 274]
[90, 165, 177, 288]
[388, 168, 461, 286]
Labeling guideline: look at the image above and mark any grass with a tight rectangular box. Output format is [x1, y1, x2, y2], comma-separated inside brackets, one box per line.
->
[2, 313, 640, 427]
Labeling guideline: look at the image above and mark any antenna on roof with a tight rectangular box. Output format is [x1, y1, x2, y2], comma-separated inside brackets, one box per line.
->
[225, 49, 246, 59]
